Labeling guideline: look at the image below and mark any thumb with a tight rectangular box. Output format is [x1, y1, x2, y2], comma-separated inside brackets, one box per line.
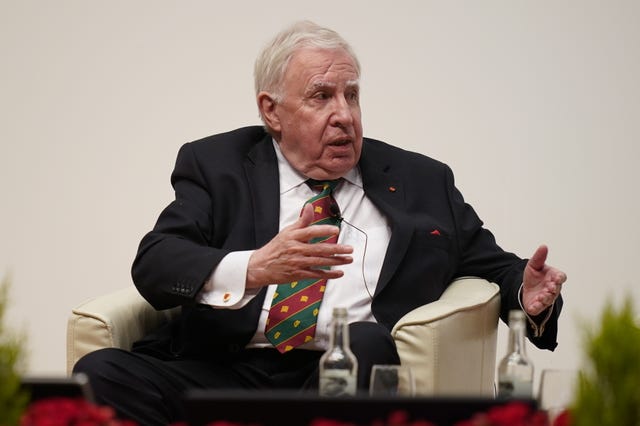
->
[528, 244, 548, 272]
[296, 202, 315, 228]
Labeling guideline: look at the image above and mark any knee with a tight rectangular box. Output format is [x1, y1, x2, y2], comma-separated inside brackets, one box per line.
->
[73, 348, 132, 391]
[349, 321, 400, 365]
[73, 348, 120, 375]
[73, 349, 174, 424]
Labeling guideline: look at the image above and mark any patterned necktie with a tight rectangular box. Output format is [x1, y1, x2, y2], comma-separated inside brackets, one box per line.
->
[265, 179, 341, 353]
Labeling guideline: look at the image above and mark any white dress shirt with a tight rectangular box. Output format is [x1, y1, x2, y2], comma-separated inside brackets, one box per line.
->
[196, 140, 391, 350]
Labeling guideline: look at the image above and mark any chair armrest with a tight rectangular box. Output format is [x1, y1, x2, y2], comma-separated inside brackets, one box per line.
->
[391, 277, 500, 396]
[66, 286, 179, 374]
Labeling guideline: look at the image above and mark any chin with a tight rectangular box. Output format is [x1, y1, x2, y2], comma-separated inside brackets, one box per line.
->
[305, 157, 358, 180]
[325, 167, 355, 180]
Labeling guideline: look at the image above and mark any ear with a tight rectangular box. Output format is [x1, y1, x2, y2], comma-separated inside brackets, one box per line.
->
[257, 91, 281, 134]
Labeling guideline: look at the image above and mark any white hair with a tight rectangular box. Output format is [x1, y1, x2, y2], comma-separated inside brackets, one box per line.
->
[254, 21, 361, 128]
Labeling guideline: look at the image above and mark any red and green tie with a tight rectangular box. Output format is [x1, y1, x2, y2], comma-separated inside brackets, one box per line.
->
[265, 180, 341, 353]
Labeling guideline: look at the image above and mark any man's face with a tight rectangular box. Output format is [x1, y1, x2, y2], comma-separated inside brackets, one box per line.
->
[266, 47, 363, 180]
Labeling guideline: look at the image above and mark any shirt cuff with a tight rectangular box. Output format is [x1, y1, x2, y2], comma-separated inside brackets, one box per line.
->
[517, 283, 554, 338]
[196, 250, 255, 308]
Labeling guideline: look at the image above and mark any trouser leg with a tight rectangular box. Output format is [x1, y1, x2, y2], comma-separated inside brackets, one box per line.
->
[74, 348, 209, 425]
[73, 347, 323, 425]
[349, 321, 401, 390]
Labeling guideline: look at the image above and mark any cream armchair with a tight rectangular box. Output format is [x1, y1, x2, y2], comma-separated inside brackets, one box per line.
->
[67, 277, 500, 396]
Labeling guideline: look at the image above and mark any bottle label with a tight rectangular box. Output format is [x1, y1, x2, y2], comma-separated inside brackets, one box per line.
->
[319, 369, 357, 397]
[498, 379, 533, 398]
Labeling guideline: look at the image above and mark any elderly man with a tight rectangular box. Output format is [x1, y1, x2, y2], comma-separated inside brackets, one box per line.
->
[74, 21, 567, 425]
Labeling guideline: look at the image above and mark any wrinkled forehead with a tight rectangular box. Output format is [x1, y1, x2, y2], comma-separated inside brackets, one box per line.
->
[289, 44, 361, 74]
[286, 47, 360, 88]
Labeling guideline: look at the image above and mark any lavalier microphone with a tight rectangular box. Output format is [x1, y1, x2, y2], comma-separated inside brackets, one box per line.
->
[329, 203, 343, 222]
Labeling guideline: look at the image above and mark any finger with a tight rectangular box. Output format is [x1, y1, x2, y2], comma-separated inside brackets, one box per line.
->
[293, 224, 342, 242]
[527, 244, 549, 272]
[305, 255, 354, 269]
[273, 242, 353, 267]
[542, 270, 566, 295]
[303, 242, 354, 256]
[546, 283, 561, 296]
[284, 249, 353, 269]
[555, 271, 567, 284]
[526, 302, 544, 316]
[541, 293, 556, 306]
[527, 295, 554, 316]
[540, 286, 559, 304]
[297, 203, 315, 228]
[287, 267, 346, 282]
[280, 203, 316, 233]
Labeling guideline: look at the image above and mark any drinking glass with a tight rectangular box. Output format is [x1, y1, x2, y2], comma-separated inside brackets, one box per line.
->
[369, 365, 415, 396]
[538, 369, 577, 422]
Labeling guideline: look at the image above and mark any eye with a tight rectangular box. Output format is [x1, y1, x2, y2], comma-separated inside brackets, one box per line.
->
[313, 91, 330, 100]
[346, 90, 359, 103]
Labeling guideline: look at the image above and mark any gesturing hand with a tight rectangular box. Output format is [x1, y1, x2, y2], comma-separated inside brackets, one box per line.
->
[246, 203, 354, 288]
[522, 245, 567, 316]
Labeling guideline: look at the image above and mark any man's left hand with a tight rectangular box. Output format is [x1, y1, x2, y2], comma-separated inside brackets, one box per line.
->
[522, 245, 567, 316]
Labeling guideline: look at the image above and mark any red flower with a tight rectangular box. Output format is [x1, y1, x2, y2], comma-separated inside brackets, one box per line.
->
[21, 398, 137, 426]
[485, 402, 532, 425]
[454, 402, 551, 426]
[21, 399, 565, 426]
[552, 410, 572, 426]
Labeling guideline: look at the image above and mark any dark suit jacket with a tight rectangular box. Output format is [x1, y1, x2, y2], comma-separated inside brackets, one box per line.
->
[131, 126, 561, 358]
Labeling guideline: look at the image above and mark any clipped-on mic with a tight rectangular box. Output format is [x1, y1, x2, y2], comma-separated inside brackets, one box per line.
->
[329, 203, 343, 222]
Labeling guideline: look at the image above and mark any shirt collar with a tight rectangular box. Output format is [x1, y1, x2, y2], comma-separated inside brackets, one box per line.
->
[272, 139, 362, 194]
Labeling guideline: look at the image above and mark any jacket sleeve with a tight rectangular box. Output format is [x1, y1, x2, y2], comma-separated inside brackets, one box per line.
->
[131, 142, 231, 310]
[445, 165, 562, 350]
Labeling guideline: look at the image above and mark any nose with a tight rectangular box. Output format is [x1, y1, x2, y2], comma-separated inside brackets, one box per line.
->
[330, 95, 354, 128]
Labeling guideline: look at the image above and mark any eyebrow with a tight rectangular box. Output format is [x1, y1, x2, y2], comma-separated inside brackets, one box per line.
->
[308, 81, 336, 91]
[306, 79, 360, 94]
[345, 79, 360, 89]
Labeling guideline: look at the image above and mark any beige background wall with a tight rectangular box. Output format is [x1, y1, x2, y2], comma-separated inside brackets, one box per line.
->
[2, 0, 639, 391]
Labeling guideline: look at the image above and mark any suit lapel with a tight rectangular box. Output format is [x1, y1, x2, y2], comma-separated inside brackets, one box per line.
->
[359, 141, 415, 296]
[244, 135, 280, 247]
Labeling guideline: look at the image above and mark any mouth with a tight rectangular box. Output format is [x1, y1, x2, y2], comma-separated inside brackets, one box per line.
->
[327, 138, 352, 147]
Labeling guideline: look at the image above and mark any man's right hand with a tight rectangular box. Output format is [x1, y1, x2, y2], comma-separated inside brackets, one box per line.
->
[246, 203, 354, 288]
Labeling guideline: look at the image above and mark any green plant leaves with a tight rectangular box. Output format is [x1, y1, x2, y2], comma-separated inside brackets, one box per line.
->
[0, 276, 30, 426]
[572, 298, 640, 426]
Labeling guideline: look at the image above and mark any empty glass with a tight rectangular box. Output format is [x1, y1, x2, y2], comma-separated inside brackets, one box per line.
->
[369, 364, 415, 396]
[538, 369, 577, 422]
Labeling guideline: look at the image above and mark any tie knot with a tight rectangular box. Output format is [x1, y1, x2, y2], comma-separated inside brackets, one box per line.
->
[306, 179, 341, 193]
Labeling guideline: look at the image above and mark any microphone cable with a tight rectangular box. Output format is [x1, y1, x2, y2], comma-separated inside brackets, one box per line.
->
[330, 202, 373, 301]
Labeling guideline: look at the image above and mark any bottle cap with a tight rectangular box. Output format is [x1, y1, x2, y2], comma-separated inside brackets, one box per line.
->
[508, 309, 526, 322]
